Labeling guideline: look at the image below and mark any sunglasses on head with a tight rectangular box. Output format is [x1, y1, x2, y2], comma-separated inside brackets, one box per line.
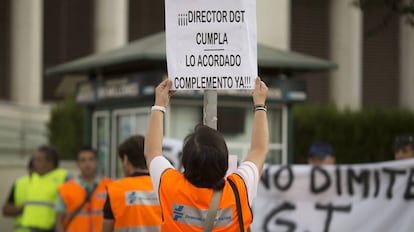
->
[394, 135, 414, 152]
[395, 135, 414, 146]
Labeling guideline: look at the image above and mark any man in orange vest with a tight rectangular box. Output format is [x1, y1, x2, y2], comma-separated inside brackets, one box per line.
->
[102, 135, 162, 232]
[55, 146, 112, 232]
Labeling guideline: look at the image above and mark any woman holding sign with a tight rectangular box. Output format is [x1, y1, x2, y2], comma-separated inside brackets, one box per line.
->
[145, 77, 269, 231]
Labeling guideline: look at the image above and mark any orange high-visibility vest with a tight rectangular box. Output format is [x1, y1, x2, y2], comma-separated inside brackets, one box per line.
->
[159, 169, 253, 232]
[58, 177, 112, 232]
[107, 175, 162, 232]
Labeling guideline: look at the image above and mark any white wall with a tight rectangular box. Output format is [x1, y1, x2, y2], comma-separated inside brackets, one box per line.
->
[168, 105, 202, 140]
[0, 102, 50, 159]
[329, 0, 363, 110]
[399, 20, 414, 111]
[10, 0, 43, 106]
[94, 0, 128, 52]
[257, 0, 290, 50]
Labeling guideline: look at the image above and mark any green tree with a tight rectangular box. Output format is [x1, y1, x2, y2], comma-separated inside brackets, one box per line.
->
[293, 104, 414, 164]
[48, 97, 84, 160]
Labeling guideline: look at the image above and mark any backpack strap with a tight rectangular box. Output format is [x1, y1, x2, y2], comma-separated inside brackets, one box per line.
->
[64, 183, 98, 230]
[203, 189, 223, 232]
[228, 178, 244, 232]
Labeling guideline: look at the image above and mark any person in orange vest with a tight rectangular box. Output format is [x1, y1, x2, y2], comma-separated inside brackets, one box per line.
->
[145, 77, 269, 231]
[102, 135, 162, 232]
[55, 146, 112, 232]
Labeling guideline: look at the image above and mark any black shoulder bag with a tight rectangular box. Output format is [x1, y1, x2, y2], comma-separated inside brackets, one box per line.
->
[63, 184, 98, 230]
[228, 178, 246, 232]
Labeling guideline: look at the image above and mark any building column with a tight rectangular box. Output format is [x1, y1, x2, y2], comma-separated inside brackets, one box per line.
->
[329, 0, 363, 110]
[94, 0, 128, 52]
[399, 20, 414, 110]
[10, 0, 43, 106]
[257, 0, 290, 50]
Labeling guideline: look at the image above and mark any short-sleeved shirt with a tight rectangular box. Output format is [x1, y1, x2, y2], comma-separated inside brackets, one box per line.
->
[102, 172, 151, 220]
[149, 156, 259, 205]
[6, 183, 16, 204]
[55, 175, 101, 213]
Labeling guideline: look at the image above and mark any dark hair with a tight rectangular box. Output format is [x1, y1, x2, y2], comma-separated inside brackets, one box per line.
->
[37, 145, 60, 168]
[28, 157, 34, 170]
[77, 145, 98, 160]
[118, 135, 146, 169]
[394, 134, 414, 151]
[182, 125, 228, 190]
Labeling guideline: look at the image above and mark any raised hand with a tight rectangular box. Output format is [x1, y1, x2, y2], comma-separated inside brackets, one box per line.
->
[252, 77, 268, 106]
[155, 79, 173, 107]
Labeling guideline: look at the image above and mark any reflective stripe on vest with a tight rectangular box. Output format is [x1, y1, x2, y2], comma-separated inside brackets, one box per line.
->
[77, 209, 103, 216]
[113, 226, 160, 232]
[24, 201, 55, 208]
[107, 176, 162, 230]
[171, 203, 233, 227]
[13, 224, 30, 232]
[58, 177, 112, 232]
[159, 169, 253, 231]
[21, 168, 68, 230]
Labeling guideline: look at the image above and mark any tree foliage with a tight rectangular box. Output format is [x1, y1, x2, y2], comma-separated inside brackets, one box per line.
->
[48, 97, 84, 160]
[293, 104, 414, 164]
[354, 0, 414, 31]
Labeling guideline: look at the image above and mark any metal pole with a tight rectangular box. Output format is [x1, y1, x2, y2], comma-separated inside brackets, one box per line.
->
[287, 103, 294, 164]
[203, 90, 218, 130]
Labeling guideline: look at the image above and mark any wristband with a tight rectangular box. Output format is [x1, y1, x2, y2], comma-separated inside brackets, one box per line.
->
[254, 105, 267, 112]
[151, 105, 166, 113]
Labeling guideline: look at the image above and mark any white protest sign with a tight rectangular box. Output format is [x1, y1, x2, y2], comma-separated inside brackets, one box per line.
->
[165, 0, 257, 90]
[251, 160, 414, 232]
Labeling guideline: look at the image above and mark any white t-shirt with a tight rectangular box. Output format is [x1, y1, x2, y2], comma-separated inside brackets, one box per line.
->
[149, 156, 259, 205]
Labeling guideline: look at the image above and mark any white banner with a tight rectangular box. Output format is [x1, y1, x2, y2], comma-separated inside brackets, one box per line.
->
[251, 160, 414, 232]
[165, 0, 257, 90]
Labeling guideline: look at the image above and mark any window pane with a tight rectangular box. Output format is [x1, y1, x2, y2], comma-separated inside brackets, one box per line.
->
[97, 117, 109, 175]
[116, 115, 135, 177]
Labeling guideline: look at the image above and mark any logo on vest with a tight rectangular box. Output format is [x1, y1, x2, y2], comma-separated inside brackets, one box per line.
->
[125, 190, 159, 206]
[173, 205, 185, 221]
[127, 192, 137, 204]
[96, 192, 107, 199]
